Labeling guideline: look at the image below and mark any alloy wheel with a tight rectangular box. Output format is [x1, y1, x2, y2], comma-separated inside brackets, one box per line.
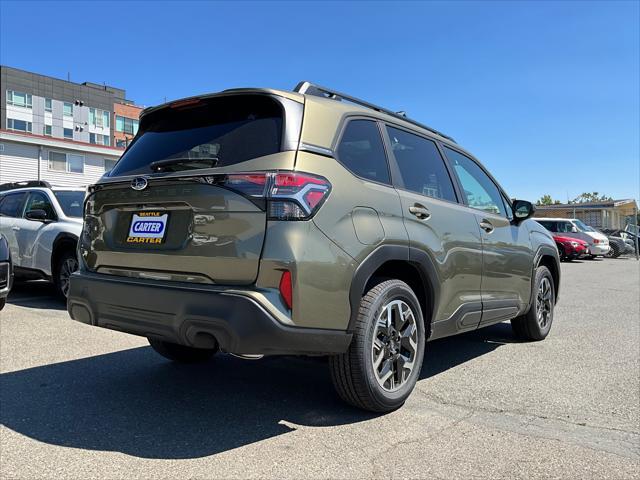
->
[60, 257, 78, 298]
[536, 277, 553, 329]
[371, 299, 418, 392]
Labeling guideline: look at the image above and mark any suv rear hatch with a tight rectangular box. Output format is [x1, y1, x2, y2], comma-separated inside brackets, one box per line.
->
[82, 92, 303, 285]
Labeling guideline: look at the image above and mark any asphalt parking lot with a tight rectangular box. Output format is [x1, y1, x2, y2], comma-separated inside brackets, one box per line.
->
[1, 258, 638, 479]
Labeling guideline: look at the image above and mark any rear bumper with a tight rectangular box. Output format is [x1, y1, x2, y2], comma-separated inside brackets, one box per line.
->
[67, 272, 352, 355]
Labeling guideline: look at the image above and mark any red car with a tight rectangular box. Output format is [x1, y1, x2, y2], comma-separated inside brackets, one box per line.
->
[553, 235, 589, 261]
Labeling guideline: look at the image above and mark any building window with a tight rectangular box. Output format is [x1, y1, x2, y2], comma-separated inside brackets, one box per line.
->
[89, 108, 111, 128]
[43, 125, 52, 136]
[45, 98, 53, 112]
[63, 102, 73, 117]
[104, 159, 117, 172]
[48, 151, 84, 173]
[89, 133, 110, 146]
[7, 118, 33, 133]
[116, 139, 128, 149]
[63, 128, 73, 139]
[6, 90, 32, 108]
[115, 115, 139, 135]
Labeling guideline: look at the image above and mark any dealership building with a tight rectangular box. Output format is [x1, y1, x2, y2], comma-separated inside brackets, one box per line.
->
[0, 65, 141, 187]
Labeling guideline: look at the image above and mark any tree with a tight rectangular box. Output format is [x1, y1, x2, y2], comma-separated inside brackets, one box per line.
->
[536, 195, 561, 206]
[571, 192, 612, 204]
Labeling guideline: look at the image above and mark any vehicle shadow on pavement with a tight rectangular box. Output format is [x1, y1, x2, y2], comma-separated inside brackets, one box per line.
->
[421, 322, 516, 379]
[7, 281, 66, 311]
[0, 324, 514, 459]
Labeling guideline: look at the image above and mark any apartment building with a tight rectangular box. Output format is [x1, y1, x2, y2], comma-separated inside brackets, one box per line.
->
[114, 101, 142, 149]
[0, 66, 142, 187]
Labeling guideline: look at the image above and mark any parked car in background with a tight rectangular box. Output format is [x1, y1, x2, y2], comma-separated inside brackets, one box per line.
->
[0, 181, 84, 298]
[68, 81, 561, 413]
[535, 218, 609, 258]
[0, 233, 13, 310]
[601, 228, 636, 257]
[552, 234, 589, 261]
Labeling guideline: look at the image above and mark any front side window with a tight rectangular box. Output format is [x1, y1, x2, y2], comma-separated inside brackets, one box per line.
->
[63, 102, 73, 117]
[0, 192, 27, 217]
[7, 119, 32, 133]
[337, 119, 390, 184]
[24, 192, 56, 220]
[6, 90, 32, 108]
[445, 147, 506, 216]
[386, 126, 456, 202]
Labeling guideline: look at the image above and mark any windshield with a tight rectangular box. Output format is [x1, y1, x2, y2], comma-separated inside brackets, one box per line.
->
[53, 191, 85, 218]
[572, 219, 596, 232]
[109, 95, 283, 176]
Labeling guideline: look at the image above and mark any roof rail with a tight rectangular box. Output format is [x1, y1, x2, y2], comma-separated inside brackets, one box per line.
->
[293, 81, 456, 143]
[0, 180, 52, 193]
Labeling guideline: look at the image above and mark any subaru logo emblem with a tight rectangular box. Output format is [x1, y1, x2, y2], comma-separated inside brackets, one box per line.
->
[131, 177, 148, 191]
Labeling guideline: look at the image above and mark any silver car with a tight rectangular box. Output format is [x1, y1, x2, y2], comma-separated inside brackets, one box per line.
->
[0, 181, 84, 297]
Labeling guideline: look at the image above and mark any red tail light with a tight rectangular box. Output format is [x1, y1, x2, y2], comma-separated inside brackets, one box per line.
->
[279, 270, 293, 310]
[213, 171, 331, 220]
[269, 172, 331, 220]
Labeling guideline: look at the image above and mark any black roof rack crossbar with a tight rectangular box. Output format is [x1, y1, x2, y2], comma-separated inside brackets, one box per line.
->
[0, 180, 52, 193]
[293, 81, 456, 143]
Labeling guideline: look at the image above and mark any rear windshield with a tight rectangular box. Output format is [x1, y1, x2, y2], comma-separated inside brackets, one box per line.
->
[109, 95, 283, 176]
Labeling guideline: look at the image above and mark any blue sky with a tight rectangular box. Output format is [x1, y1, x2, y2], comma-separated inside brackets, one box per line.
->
[1, 1, 638, 203]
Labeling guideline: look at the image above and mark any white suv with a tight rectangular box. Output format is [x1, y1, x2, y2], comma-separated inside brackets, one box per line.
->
[0, 181, 85, 297]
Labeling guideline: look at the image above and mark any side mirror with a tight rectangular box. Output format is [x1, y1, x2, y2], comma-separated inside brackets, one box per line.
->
[571, 226, 579, 233]
[25, 209, 50, 222]
[512, 199, 535, 221]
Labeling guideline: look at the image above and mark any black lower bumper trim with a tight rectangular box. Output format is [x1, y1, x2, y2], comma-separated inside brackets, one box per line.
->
[67, 272, 352, 355]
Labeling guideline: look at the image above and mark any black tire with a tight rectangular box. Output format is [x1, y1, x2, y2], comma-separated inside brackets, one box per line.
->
[586, 255, 596, 260]
[329, 279, 426, 413]
[511, 266, 555, 341]
[148, 338, 218, 363]
[0, 297, 5, 311]
[609, 244, 621, 259]
[556, 244, 565, 262]
[54, 249, 79, 298]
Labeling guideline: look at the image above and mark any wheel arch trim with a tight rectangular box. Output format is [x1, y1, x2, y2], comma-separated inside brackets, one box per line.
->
[347, 244, 440, 333]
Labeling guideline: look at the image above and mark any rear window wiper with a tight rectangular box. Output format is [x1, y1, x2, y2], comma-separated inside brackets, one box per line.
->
[150, 157, 219, 172]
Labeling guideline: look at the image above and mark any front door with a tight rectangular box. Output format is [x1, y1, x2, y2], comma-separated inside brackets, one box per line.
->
[443, 147, 534, 326]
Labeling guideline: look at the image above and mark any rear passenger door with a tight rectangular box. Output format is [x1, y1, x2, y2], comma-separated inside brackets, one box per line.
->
[443, 147, 534, 322]
[383, 125, 484, 336]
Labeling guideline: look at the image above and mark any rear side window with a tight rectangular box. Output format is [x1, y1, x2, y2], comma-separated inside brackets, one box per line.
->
[0, 192, 27, 217]
[386, 126, 456, 202]
[337, 120, 390, 184]
[110, 95, 284, 176]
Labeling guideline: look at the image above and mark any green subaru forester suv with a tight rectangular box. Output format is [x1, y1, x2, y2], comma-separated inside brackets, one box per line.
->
[68, 82, 560, 412]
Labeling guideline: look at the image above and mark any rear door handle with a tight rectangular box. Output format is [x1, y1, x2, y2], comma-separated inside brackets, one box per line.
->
[479, 219, 494, 233]
[409, 205, 431, 220]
